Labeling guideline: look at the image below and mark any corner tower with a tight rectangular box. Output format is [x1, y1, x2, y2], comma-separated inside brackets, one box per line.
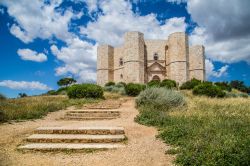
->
[189, 45, 205, 81]
[167, 32, 189, 84]
[123, 32, 145, 83]
[96, 45, 114, 86]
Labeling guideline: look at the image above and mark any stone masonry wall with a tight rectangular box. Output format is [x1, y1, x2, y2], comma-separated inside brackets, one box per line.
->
[113, 47, 124, 83]
[167, 32, 189, 84]
[189, 45, 205, 81]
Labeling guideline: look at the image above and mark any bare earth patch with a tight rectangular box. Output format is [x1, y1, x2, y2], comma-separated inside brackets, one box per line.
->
[0, 98, 174, 166]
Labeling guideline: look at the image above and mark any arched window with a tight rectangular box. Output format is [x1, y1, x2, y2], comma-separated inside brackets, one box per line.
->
[153, 53, 158, 60]
[152, 75, 160, 81]
[119, 58, 123, 66]
[120, 74, 123, 79]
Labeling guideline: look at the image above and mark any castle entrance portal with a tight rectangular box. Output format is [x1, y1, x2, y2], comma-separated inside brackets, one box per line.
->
[152, 75, 160, 81]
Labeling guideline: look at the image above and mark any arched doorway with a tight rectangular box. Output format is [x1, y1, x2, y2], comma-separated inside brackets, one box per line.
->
[152, 75, 160, 81]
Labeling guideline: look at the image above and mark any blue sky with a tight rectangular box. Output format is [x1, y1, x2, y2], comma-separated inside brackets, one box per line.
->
[0, 0, 250, 98]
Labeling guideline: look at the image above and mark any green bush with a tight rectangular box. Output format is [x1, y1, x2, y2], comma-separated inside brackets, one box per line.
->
[46, 90, 57, 95]
[215, 82, 232, 92]
[103, 85, 126, 95]
[125, 83, 145, 96]
[238, 93, 249, 98]
[67, 84, 103, 99]
[0, 93, 6, 100]
[116, 82, 126, 87]
[56, 87, 69, 95]
[193, 83, 226, 98]
[160, 79, 177, 89]
[147, 80, 161, 87]
[136, 87, 185, 111]
[180, 78, 202, 90]
[105, 81, 115, 86]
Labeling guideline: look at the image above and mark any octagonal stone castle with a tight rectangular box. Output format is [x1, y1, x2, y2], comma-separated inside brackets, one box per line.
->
[97, 31, 205, 86]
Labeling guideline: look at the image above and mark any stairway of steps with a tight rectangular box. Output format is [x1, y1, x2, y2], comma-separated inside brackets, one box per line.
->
[18, 127, 126, 151]
[62, 110, 120, 120]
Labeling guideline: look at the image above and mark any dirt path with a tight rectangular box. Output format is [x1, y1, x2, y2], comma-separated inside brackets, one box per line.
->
[0, 98, 174, 166]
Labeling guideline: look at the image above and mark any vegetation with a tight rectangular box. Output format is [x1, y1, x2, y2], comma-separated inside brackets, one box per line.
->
[160, 79, 177, 89]
[180, 78, 201, 90]
[136, 88, 185, 110]
[0, 93, 7, 100]
[105, 81, 115, 86]
[103, 82, 126, 95]
[67, 84, 104, 99]
[135, 89, 250, 166]
[214, 81, 232, 92]
[57, 77, 76, 87]
[193, 82, 226, 98]
[0, 95, 99, 122]
[125, 83, 146, 96]
[230, 80, 249, 93]
[147, 80, 161, 87]
[18, 93, 28, 98]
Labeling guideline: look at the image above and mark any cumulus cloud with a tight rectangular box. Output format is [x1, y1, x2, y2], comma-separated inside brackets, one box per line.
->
[188, 0, 250, 64]
[205, 59, 229, 78]
[17, 48, 47, 62]
[1, 0, 79, 43]
[0, 80, 51, 90]
[50, 37, 97, 82]
[80, 0, 187, 46]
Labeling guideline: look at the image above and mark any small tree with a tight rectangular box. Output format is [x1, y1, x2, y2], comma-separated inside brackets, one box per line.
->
[18, 93, 28, 98]
[57, 78, 76, 87]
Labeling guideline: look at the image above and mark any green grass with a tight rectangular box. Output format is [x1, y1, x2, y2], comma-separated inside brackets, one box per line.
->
[0, 95, 100, 122]
[135, 92, 250, 166]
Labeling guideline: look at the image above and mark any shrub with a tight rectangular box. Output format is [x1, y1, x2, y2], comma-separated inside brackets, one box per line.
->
[56, 87, 69, 95]
[193, 83, 226, 98]
[215, 82, 232, 92]
[116, 82, 126, 87]
[238, 93, 249, 98]
[136, 87, 186, 111]
[47, 90, 57, 95]
[125, 83, 145, 96]
[67, 84, 103, 99]
[103, 85, 125, 95]
[180, 78, 201, 90]
[0, 93, 6, 100]
[160, 79, 177, 89]
[147, 80, 161, 87]
[105, 81, 115, 86]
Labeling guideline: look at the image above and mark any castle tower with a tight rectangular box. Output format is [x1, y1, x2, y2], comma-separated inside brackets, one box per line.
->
[189, 45, 205, 81]
[96, 45, 114, 86]
[123, 32, 145, 83]
[167, 32, 189, 84]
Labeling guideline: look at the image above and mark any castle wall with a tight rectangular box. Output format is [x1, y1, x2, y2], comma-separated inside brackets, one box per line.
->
[167, 32, 189, 85]
[113, 47, 125, 83]
[144, 40, 167, 61]
[189, 45, 205, 81]
[123, 32, 145, 83]
[96, 45, 114, 86]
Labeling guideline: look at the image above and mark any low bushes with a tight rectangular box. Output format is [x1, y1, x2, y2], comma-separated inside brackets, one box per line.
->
[160, 79, 177, 89]
[0, 93, 6, 100]
[136, 87, 185, 111]
[180, 78, 201, 90]
[103, 82, 126, 95]
[105, 81, 115, 86]
[125, 83, 146, 96]
[193, 83, 226, 98]
[67, 84, 103, 99]
[147, 80, 161, 87]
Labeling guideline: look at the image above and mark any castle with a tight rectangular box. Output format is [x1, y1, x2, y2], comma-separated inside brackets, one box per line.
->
[97, 31, 205, 86]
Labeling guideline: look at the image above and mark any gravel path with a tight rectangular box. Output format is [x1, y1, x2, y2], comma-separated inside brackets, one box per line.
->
[0, 98, 174, 166]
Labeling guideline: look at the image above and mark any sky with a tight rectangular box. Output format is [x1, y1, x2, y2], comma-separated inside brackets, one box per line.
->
[0, 0, 250, 98]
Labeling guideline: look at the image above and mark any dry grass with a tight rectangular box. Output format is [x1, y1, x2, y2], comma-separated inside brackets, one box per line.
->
[0, 95, 100, 122]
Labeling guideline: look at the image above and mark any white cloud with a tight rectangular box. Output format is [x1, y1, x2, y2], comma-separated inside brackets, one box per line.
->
[188, 0, 250, 64]
[166, 0, 187, 4]
[80, 0, 187, 46]
[50, 37, 97, 82]
[0, 80, 51, 90]
[17, 49, 47, 62]
[1, 0, 79, 43]
[205, 59, 229, 78]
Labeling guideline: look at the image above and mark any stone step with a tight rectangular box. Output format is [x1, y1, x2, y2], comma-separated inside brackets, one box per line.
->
[67, 110, 120, 114]
[65, 113, 120, 118]
[62, 116, 117, 120]
[34, 127, 125, 135]
[26, 134, 125, 143]
[18, 143, 125, 151]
